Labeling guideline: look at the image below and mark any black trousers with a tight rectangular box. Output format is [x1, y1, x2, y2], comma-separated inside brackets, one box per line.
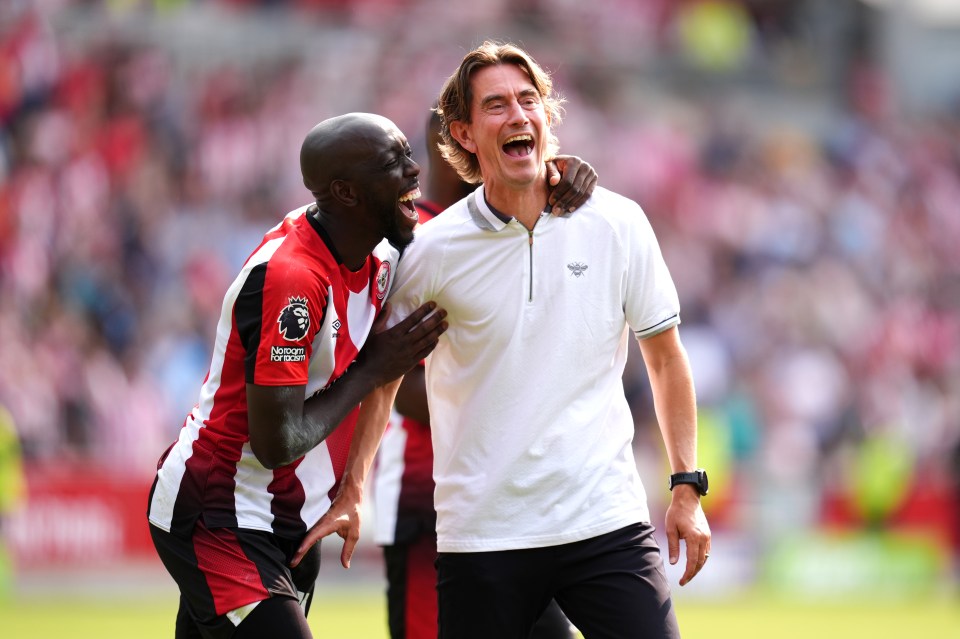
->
[436, 522, 680, 639]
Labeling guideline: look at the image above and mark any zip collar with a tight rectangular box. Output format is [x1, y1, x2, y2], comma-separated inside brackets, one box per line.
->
[466, 186, 549, 233]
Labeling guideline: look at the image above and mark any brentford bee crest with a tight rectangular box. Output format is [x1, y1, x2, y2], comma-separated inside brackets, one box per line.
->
[375, 261, 391, 300]
[277, 296, 310, 341]
[567, 262, 588, 278]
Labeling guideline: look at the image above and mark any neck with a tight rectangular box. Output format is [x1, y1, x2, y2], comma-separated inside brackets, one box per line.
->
[484, 181, 548, 230]
[311, 208, 377, 271]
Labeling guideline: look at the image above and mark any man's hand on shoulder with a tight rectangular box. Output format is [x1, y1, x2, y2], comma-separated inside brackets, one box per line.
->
[545, 155, 598, 215]
[356, 301, 448, 387]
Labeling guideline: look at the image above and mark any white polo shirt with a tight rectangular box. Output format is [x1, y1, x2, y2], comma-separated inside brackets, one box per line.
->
[388, 185, 680, 552]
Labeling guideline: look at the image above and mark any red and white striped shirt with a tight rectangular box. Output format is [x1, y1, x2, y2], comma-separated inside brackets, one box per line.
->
[148, 204, 398, 540]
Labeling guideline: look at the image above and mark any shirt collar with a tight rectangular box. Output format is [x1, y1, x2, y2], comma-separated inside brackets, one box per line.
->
[466, 185, 549, 233]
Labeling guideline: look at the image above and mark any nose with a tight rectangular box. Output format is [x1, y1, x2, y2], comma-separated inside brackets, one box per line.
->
[506, 99, 528, 125]
[405, 156, 421, 176]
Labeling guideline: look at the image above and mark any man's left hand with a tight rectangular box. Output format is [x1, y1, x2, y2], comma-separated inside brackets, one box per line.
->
[665, 484, 711, 586]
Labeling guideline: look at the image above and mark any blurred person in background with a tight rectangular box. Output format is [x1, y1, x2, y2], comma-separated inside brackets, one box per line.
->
[147, 113, 449, 639]
[0, 404, 26, 599]
[372, 107, 597, 639]
[315, 41, 711, 638]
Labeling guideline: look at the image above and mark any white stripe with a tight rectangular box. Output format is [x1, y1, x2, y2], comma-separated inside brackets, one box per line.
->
[297, 442, 336, 528]
[194, 236, 286, 425]
[372, 414, 406, 545]
[226, 601, 260, 626]
[234, 442, 276, 530]
[147, 418, 201, 530]
[346, 281, 376, 350]
[305, 285, 337, 397]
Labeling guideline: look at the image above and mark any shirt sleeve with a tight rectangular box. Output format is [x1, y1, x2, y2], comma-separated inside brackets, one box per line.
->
[385, 233, 436, 331]
[237, 260, 328, 386]
[622, 202, 681, 339]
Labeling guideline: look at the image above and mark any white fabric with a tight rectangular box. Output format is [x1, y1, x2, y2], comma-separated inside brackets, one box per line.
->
[371, 410, 406, 545]
[388, 186, 680, 552]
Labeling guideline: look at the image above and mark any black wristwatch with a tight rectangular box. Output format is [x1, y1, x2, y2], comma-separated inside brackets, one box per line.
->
[669, 469, 709, 496]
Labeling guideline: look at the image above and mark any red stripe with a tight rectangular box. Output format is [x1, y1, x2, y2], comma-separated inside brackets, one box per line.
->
[405, 534, 439, 639]
[193, 523, 269, 616]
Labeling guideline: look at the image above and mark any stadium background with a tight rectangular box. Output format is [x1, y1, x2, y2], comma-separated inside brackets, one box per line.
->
[1, 0, 958, 636]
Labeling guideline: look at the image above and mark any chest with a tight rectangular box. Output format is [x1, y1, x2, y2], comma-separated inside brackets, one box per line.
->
[436, 222, 626, 335]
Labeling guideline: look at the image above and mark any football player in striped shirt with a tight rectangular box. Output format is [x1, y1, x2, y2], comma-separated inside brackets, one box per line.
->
[148, 113, 447, 639]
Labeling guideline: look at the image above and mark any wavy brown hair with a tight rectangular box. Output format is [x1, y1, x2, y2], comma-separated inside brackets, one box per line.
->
[436, 41, 564, 185]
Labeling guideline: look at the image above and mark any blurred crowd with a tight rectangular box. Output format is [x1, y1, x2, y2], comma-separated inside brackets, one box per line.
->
[1, 0, 958, 559]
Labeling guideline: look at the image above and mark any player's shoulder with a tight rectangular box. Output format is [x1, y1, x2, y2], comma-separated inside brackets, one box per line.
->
[411, 197, 471, 243]
[587, 185, 644, 217]
[567, 186, 647, 232]
[373, 238, 401, 264]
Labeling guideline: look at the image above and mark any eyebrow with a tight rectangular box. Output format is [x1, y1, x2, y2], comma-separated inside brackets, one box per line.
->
[479, 87, 540, 109]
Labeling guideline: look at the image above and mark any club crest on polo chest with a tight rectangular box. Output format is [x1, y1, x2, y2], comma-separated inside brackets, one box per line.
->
[567, 262, 589, 278]
[277, 296, 310, 341]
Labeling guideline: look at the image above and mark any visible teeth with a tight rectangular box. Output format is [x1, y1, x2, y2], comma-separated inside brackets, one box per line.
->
[399, 188, 421, 203]
[505, 134, 532, 144]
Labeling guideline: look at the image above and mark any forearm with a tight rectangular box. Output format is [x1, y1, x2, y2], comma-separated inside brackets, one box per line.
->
[645, 344, 698, 473]
[338, 379, 402, 495]
[252, 362, 381, 469]
[393, 366, 429, 425]
[655, 366, 697, 471]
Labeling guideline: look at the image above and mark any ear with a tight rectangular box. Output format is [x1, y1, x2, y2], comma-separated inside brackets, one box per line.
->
[331, 179, 358, 206]
[449, 120, 477, 154]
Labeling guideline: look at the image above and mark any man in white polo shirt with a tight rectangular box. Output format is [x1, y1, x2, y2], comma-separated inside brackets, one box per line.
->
[298, 42, 712, 638]
[385, 42, 711, 638]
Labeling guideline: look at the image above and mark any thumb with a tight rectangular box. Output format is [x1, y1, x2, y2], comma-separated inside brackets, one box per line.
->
[546, 160, 561, 187]
[372, 302, 392, 333]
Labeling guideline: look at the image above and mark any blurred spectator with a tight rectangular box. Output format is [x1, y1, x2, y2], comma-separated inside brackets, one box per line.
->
[0, 404, 25, 597]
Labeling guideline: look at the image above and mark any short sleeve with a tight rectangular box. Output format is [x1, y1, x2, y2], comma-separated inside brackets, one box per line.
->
[237, 261, 328, 386]
[622, 204, 681, 339]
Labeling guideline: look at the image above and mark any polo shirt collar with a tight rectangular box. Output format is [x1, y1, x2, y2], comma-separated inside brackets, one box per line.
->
[467, 185, 549, 233]
[467, 186, 508, 232]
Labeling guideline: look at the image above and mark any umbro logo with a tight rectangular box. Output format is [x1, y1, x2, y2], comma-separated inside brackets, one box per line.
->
[332, 319, 341, 339]
[567, 262, 588, 278]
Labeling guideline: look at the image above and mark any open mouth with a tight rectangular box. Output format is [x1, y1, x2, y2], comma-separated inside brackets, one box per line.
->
[503, 134, 534, 158]
[398, 187, 421, 224]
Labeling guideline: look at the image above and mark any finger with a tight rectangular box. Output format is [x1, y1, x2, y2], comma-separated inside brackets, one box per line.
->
[340, 531, 359, 569]
[680, 538, 703, 586]
[392, 301, 437, 333]
[410, 319, 448, 357]
[403, 309, 448, 342]
[290, 518, 339, 567]
[666, 528, 680, 566]
[549, 172, 575, 213]
[545, 160, 561, 187]
[555, 168, 595, 213]
[371, 302, 392, 333]
[412, 333, 444, 362]
[291, 539, 314, 568]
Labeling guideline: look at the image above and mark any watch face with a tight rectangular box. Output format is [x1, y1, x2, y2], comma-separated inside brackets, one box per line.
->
[698, 470, 709, 495]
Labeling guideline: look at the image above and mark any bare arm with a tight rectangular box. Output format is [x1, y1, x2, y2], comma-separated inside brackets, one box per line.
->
[291, 378, 402, 569]
[247, 302, 447, 469]
[393, 364, 429, 425]
[638, 326, 711, 586]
